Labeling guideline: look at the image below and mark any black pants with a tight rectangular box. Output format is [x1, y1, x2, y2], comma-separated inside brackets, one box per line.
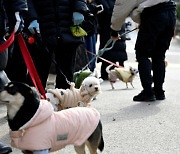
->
[53, 42, 78, 89]
[135, 7, 176, 95]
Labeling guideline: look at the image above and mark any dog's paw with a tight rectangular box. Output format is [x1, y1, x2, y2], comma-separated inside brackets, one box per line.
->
[78, 101, 86, 107]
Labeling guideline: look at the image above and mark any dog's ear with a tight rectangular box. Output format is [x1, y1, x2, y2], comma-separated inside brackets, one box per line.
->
[129, 66, 132, 70]
[80, 84, 88, 96]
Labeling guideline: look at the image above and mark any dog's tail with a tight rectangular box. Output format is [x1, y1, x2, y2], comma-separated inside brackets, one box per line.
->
[106, 64, 113, 74]
[98, 135, 104, 152]
[98, 121, 104, 152]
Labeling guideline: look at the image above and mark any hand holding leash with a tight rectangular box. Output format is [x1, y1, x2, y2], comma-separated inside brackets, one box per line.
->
[28, 20, 40, 34]
[72, 12, 84, 25]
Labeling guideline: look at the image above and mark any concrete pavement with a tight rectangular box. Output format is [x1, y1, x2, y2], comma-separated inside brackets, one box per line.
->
[1, 30, 180, 154]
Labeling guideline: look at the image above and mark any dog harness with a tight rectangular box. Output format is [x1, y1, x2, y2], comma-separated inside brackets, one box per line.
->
[47, 87, 84, 109]
[9, 100, 100, 152]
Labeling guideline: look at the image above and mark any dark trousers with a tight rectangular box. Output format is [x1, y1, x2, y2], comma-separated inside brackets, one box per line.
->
[0, 39, 8, 70]
[5, 39, 78, 90]
[53, 42, 78, 89]
[5, 39, 51, 88]
[135, 7, 176, 95]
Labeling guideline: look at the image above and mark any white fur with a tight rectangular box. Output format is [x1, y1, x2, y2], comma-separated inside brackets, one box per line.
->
[45, 93, 59, 111]
[0, 91, 24, 120]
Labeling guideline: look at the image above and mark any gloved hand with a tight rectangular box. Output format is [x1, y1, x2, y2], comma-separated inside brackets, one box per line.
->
[28, 20, 40, 34]
[72, 12, 84, 25]
[110, 28, 120, 41]
[14, 12, 24, 35]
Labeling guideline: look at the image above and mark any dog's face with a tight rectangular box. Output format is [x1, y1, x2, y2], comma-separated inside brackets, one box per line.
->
[0, 82, 40, 121]
[80, 76, 101, 97]
[129, 66, 138, 75]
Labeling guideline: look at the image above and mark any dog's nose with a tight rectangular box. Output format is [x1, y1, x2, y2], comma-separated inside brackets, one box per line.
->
[95, 87, 99, 91]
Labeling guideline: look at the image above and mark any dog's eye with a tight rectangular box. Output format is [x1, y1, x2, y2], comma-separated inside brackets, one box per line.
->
[89, 84, 92, 87]
[60, 91, 64, 95]
[7, 87, 17, 95]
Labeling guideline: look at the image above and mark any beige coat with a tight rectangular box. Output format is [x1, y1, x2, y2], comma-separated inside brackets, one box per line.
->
[10, 100, 100, 152]
[111, 0, 169, 31]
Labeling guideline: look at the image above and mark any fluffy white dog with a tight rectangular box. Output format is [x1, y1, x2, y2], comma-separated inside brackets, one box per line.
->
[46, 76, 101, 111]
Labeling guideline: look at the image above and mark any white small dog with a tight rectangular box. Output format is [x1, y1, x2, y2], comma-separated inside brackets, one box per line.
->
[106, 64, 138, 89]
[46, 76, 101, 111]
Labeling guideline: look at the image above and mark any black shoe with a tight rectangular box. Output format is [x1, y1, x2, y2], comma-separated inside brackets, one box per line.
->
[155, 94, 165, 100]
[133, 91, 156, 102]
[0, 142, 12, 154]
[153, 88, 165, 100]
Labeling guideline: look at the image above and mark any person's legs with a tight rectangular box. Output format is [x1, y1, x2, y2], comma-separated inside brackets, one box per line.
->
[85, 34, 97, 72]
[27, 42, 53, 88]
[133, 8, 176, 101]
[133, 56, 155, 101]
[55, 42, 77, 89]
[133, 13, 157, 101]
[152, 10, 176, 100]
[100, 61, 109, 80]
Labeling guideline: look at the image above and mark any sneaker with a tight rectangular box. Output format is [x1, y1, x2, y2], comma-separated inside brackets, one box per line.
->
[155, 94, 165, 100]
[133, 91, 156, 102]
[0, 142, 12, 154]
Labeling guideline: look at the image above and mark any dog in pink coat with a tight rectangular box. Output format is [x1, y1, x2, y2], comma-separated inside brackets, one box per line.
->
[0, 82, 104, 154]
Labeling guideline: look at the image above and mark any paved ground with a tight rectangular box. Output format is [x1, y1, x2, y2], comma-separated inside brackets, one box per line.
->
[1, 30, 180, 154]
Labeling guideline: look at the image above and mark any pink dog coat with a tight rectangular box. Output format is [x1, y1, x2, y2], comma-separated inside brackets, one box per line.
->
[9, 100, 100, 152]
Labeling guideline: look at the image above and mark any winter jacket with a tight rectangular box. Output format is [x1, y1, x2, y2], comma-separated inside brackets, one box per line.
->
[10, 100, 100, 152]
[0, 0, 27, 69]
[0, 0, 27, 35]
[111, 0, 174, 31]
[27, 0, 88, 46]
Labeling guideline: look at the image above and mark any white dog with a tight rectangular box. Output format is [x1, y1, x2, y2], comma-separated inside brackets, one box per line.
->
[46, 76, 101, 111]
[106, 64, 138, 89]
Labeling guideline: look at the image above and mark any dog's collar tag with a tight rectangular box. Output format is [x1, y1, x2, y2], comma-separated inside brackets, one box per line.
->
[57, 134, 68, 141]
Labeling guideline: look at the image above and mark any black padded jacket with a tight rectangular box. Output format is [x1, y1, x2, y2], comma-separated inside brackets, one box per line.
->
[27, 0, 88, 46]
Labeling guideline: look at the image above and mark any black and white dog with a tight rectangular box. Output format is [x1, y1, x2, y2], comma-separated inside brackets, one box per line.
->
[0, 81, 104, 154]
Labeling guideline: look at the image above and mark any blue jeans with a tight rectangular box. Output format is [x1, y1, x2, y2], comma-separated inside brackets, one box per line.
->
[85, 34, 97, 72]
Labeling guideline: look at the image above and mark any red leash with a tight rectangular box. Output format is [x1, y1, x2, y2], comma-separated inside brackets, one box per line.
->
[0, 31, 15, 52]
[86, 49, 124, 68]
[17, 33, 46, 99]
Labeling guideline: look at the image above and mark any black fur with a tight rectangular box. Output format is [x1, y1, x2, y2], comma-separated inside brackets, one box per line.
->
[5, 82, 40, 131]
[88, 121, 104, 152]
[97, 121, 104, 151]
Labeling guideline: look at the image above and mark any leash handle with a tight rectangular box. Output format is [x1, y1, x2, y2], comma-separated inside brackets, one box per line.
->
[0, 31, 15, 52]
